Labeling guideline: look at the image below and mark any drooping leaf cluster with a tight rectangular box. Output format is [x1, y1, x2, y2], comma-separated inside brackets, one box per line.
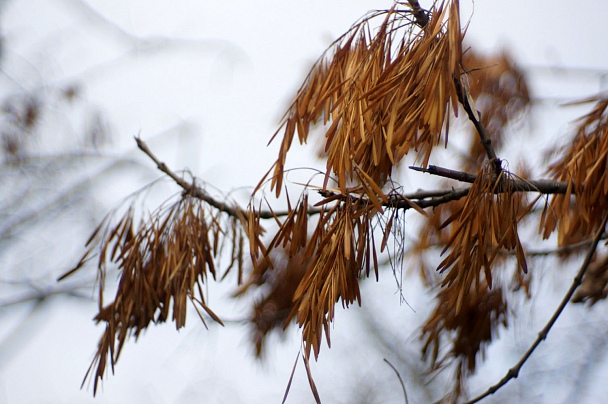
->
[60, 1, 608, 402]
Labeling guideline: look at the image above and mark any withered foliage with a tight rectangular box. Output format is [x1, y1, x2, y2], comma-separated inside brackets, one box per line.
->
[541, 98, 608, 245]
[422, 283, 508, 400]
[437, 163, 529, 312]
[267, 0, 463, 199]
[572, 252, 608, 305]
[248, 192, 380, 361]
[236, 247, 309, 358]
[58, 0, 608, 402]
[63, 194, 246, 394]
[409, 48, 531, 283]
[288, 196, 379, 360]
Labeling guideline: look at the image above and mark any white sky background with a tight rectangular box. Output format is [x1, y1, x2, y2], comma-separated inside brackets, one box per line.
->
[1, 0, 608, 403]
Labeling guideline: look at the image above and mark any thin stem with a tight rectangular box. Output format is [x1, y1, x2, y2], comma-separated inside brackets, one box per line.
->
[465, 212, 608, 404]
[454, 78, 500, 170]
[406, 0, 429, 27]
[136, 138, 570, 219]
[410, 164, 569, 194]
[384, 358, 409, 404]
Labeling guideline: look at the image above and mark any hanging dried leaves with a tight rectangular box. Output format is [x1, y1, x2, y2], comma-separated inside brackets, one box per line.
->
[571, 252, 608, 305]
[267, 0, 463, 199]
[437, 163, 529, 312]
[407, 47, 532, 292]
[62, 194, 246, 394]
[421, 283, 508, 401]
[285, 196, 378, 360]
[541, 98, 608, 245]
[236, 246, 309, 358]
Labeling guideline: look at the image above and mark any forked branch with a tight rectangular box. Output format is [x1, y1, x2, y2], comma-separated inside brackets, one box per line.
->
[465, 213, 608, 404]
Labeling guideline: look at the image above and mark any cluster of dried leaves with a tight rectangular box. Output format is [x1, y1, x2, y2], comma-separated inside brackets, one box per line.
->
[249, 0, 465, 369]
[539, 98, 608, 308]
[436, 164, 530, 310]
[541, 98, 608, 245]
[59, 0, 608, 402]
[422, 283, 508, 400]
[236, 248, 309, 357]
[401, 47, 532, 396]
[267, 0, 462, 198]
[62, 195, 246, 394]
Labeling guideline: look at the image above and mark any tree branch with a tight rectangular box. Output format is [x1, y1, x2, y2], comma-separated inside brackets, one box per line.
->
[136, 138, 569, 222]
[465, 212, 608, 404]
[454, 77, 501, 173]
[406, 0, 429, 27]
[410, 164, 569, 194]
[410, 164, 477, 183]
[135, 136, 251, 218]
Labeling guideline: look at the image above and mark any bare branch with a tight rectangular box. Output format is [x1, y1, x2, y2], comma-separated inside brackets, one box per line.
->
[410, 164, 569, 194]
[135, 136, 247, 217]
[406, 0, 429, 27]
[454, 78, 501, 171]
[465, 213, 608, 404]
[410, 164, 477, 183]
[384, 358, 409, 404]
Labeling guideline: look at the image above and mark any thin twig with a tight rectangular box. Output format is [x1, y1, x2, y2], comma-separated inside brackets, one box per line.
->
[453, 78, 501, 171]
[384, 358, 409, 404]
[136, 137, 468, 217]
[514, 237, 605, 257]
[135, 136, 246, 217]
[406, 0, 429, 27]
[0, 276, 96, 307]
[410, 164, 569, 194]
[465, 213, 608, 404]
[410, 164, 477, 183]
[136, 138, 569, 220]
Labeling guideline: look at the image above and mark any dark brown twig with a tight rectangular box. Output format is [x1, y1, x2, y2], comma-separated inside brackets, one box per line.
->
[135, 137, 247, 218]
[410, 164, 569, 194]
[137, 137, 469, 217]
[465, 213, 608, 404]
[409, 165, 477, 183]
[453, 78, 501, 172]
[406, 0, 429, 27]
[137, 138, 569, 221]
